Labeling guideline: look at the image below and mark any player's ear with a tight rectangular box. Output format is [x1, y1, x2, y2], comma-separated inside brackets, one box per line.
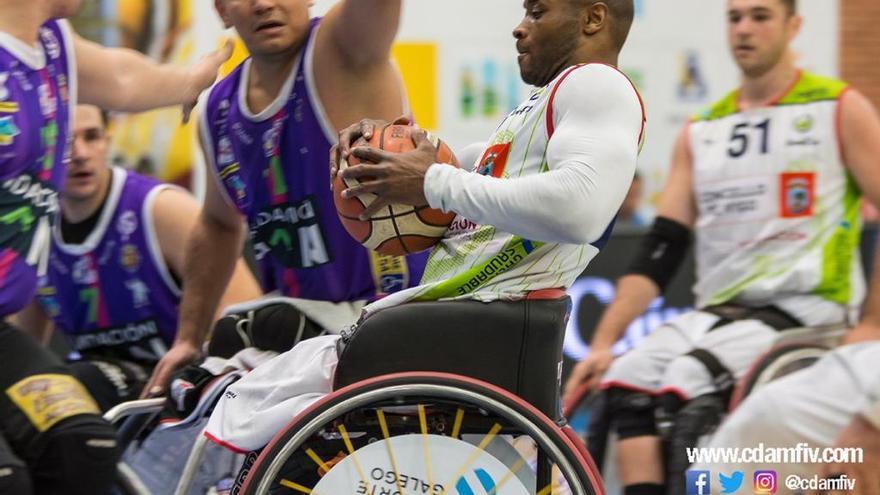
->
[582, 1, 608, 36]
[215, 0, 234, 29]
[786, 14, 803, 42]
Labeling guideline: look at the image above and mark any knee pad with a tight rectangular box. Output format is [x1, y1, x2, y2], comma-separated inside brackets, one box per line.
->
[0, 464, 32, 495]
[605, 387, 657, 440]
[31, 416, 120, 495]
[654, 391, 686, 440]
[209, 302, 324, 358]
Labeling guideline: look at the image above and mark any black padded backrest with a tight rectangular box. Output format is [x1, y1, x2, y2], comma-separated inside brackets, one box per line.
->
[333, 297, 571, 420]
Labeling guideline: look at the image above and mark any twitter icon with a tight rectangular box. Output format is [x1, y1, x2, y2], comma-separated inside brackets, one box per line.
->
[719, 471, 744, 493]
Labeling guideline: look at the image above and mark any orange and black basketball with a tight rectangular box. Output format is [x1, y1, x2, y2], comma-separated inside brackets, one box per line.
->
[333, 124, 459, 256]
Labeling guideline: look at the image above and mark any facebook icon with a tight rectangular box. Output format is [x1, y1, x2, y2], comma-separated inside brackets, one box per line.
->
[686, 470, 711, 495]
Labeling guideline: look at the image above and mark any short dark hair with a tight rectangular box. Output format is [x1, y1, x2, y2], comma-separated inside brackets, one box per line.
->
[570, 0, 634, 51]
[780, 0, 797, 14]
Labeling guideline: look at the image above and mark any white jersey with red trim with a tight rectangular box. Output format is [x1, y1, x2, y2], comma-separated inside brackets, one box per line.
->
[689, 71, 863, 319]
[364, 63, 645, 314]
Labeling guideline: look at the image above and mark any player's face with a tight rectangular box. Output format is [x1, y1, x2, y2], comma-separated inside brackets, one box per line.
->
[216, 0, 312, 58]
[65, 105, 110, 201]
[48, 0, 83, 18]
[513, 0, 581, 86]
[727, 0, 801, 77]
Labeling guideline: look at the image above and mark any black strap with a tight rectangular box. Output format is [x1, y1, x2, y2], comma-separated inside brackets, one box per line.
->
[686, 348, 735, 393]
[703, 303, 802, 331]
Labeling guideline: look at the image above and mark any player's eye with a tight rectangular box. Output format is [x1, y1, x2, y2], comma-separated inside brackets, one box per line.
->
[82, 129, 103, 142]
[728, 12, 741, 24]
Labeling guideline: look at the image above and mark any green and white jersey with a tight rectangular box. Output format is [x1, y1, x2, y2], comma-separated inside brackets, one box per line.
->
[690, 71, 863, 316]
[364, 64, 645, 315]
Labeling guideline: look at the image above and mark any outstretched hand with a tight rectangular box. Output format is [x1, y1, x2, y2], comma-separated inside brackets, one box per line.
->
[181, 39, 234, 123]
[338, 129, 439, 220]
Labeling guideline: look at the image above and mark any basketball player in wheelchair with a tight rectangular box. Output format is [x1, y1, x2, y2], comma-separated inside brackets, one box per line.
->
[562, 1, 880, 493]
[196, 1, 644, 493]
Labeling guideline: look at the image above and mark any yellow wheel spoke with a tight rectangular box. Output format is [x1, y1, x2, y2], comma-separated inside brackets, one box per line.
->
[376, 409, 406, 495]
[451, 407, 465, 439]
[304, 448, 329, 474]
[337, 424, 370, 489]
[439, 423, 503, 495]
[279, 478, 314, 494]
[418, 405, 435, 490]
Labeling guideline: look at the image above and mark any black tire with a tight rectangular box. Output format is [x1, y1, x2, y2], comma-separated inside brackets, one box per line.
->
[239, 372, 604, 495]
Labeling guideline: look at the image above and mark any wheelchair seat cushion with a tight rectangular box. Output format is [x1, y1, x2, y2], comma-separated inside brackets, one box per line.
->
[333, 297, 571, 420]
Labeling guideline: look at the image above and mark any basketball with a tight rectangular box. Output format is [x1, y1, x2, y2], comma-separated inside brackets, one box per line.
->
[333, 124, 459, 256]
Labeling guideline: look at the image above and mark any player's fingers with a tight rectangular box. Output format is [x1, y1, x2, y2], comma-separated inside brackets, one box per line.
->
[341, 180, 381, 199]
[140, 366, 165, 399]
[360, 197, 391, 221]
[340, 163, 389, 181]
[329, 144, 340, 185]
[360, 119, 376, 141]
[351, 146, 392, 164]
[181, 100, 196, 124]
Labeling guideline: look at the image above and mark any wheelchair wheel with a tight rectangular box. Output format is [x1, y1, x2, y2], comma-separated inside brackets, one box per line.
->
[239, 372, 603, 495]
[729, 342, 828, 410]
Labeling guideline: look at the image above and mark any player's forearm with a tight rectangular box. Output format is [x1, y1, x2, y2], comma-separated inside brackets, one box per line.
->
[591, 274, 660, 350]
[176, 216, 244, 347]
[86, 48, 199, 112]
[424, 162, 624, 245]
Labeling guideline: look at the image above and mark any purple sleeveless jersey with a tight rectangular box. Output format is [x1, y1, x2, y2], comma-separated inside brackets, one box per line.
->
[0, 20, 74, 317]
[37, 169, 181, 364]
[200, 17, 426, 302]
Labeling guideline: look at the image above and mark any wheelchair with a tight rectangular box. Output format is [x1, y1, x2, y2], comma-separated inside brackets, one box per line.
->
[234, 289, 605, 495]
[562, 323, 845, 495]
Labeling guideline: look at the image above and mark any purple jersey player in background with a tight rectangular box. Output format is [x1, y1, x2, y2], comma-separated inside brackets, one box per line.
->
[144, 0, 425, 395]
[16, 105, 260, 412]
[0, 0, 232, 490]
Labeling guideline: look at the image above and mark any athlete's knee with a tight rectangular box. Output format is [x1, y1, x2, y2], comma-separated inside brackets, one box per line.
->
[0, 464, 33, 495]
[604, 386, 658, 439]
[31, 416, 120, 495]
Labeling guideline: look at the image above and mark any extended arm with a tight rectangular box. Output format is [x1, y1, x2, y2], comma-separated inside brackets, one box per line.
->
[425, 64, 643, 244]
[75, 33, 231, 114]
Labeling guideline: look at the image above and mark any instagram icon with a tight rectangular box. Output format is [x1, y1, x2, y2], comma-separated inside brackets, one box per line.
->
[753, 470, 777, 494]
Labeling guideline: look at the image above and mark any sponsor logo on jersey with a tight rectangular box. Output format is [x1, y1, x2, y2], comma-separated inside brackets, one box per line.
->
[369, 251, 409, 295]
[72, 256, 98, 285]
[119, 243, 142, 273]
[125, 278, 150, 308]
[0, 72, 10, 102]
[477, 142, 512, 178]
[117, 210, 138, 239]
[219, 162, 247, 206]
[780, 172, 814, 218]
[218, 136, 235, 165]
[232, 122, 254, 145]
[0, 116, 19, 145]
[40, 27, 61, 60]
[38, 83, 56, 117]
[793, 114, 814, 133]
[250, 196, 331, 268]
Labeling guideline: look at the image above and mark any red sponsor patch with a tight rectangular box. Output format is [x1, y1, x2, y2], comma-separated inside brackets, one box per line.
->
[476, 143, 511, 178]
[779, 172, 815, 218]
